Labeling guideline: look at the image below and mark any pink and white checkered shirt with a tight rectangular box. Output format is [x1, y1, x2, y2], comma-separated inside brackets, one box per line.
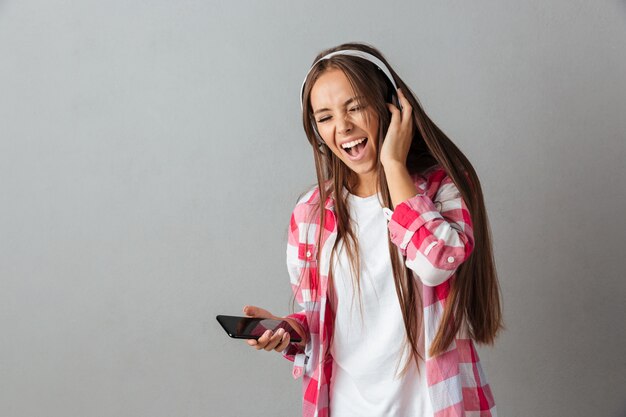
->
[282, 165, 497, 417]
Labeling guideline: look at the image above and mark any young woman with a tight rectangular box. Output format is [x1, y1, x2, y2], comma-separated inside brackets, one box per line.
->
[243, 42, 503, 417]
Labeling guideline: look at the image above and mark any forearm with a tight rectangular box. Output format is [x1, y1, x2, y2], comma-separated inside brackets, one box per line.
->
[383, 161, 420, 208]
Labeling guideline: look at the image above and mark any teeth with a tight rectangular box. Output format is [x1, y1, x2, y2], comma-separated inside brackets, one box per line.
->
[341, 138, 366, 149]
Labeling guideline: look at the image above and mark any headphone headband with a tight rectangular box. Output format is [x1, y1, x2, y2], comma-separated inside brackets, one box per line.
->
[299, 50, 398, 110]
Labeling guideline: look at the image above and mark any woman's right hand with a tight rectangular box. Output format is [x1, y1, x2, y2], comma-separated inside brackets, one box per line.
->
[242, 305, 292, 353]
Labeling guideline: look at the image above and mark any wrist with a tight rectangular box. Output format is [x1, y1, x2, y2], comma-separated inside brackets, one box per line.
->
[381, 159, 407, 172]
[383, 161, 418, 208]
[283, 317, 308, 346]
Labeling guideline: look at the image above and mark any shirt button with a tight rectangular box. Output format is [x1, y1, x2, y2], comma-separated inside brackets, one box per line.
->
[447, 256, 455, 263]
[306, 251, 312, 258]
[293, 368, 302, 377]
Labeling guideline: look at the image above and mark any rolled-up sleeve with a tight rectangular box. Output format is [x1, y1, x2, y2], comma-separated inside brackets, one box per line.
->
[387, 174, 474, 287]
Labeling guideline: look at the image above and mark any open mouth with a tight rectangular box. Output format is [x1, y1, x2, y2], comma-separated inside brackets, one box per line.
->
[341, 137, 368, 159]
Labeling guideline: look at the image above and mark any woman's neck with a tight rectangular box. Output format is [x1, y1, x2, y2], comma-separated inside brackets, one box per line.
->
[352, 171, 378, 197]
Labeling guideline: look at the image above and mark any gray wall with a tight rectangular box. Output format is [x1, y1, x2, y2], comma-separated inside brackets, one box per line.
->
[1, 1, 625, 416]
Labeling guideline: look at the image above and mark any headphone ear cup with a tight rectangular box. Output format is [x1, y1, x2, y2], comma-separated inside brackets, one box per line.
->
[311, 121, 324, 144]
[392, 92, 400, 108]
[385, 79, 402, 110]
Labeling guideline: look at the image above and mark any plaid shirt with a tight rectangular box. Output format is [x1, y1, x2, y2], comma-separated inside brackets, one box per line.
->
[282, 166, 497, 417]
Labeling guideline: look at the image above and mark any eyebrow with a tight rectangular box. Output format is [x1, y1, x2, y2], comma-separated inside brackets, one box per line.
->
[312, 96, 364, 115]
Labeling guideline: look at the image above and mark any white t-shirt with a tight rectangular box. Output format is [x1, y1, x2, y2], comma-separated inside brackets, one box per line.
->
[329, 191, 433, 417]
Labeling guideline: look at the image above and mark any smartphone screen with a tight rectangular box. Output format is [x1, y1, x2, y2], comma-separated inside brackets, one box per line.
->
[216, 315, 302, 343]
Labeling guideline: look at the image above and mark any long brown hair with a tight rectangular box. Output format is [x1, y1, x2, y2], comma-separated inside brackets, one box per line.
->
[297, 42, 503, 371]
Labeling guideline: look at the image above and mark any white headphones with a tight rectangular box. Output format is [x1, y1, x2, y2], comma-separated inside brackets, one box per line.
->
[300, 50, 400, 145]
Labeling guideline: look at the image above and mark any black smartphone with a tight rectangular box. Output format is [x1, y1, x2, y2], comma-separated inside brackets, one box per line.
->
[216, 315, 302, 343]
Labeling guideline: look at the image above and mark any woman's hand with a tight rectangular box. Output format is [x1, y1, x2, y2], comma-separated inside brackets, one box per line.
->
[379, 89, 420, 208]
[242, 305, 292, 352]
[379, 88, 414, 168]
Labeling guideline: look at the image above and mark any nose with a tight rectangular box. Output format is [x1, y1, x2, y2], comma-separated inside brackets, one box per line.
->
[336, 114, 353, 135]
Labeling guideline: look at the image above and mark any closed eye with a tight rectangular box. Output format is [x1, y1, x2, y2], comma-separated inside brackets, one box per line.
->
[315, 103, 367, 123]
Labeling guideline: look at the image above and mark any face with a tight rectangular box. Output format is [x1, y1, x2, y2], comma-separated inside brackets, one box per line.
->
[309, 69, 380, 188]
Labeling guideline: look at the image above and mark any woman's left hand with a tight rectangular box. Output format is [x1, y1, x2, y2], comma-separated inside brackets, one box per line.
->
[379, 88, 414, 167]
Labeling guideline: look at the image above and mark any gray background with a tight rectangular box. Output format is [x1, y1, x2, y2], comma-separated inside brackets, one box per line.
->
[1, 0, 625, 416]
